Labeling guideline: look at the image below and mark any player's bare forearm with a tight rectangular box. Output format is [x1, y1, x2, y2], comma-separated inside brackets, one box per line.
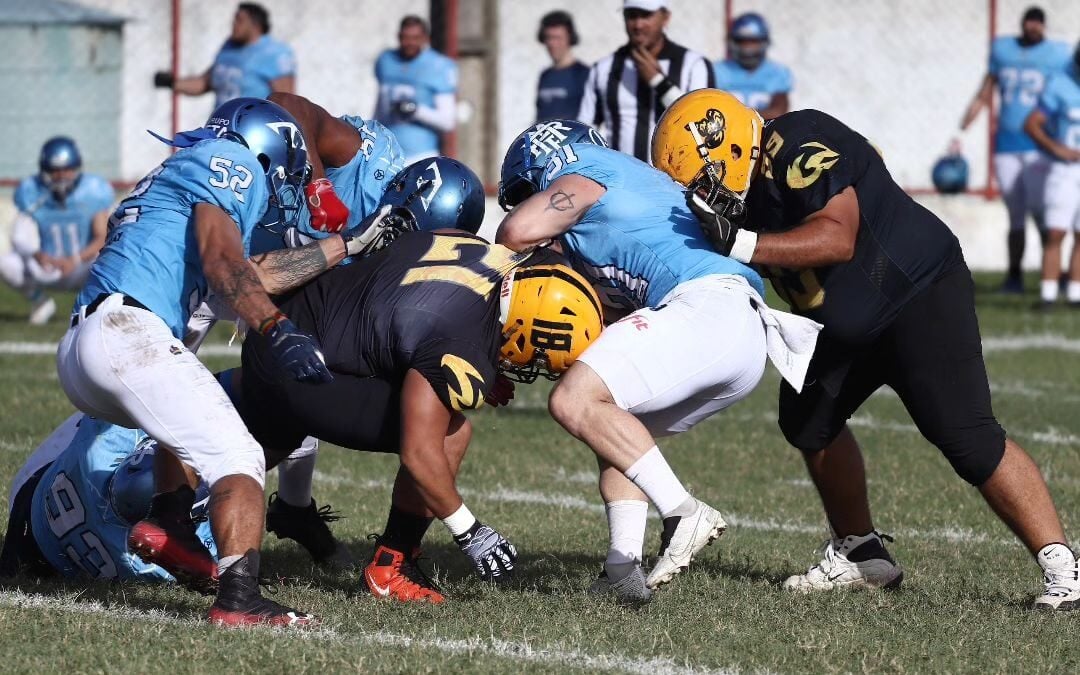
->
[174, 70, 211, 96]
[269, 75, 295, 95]
[750, 186, 860, 268]
[961, 74, 995, 129]
[247, 236, 345, 295]
[195, 203, 281, 327]
[79, 210, 109, 262]
[399, 370, 463, 518]
[761, 93, 790, 121]
[269, 92, 360, 176]
[1023, 110, 1078, 162]
[495, 174, 603, 251]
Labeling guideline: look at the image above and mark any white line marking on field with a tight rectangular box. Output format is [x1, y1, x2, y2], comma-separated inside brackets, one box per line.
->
[311, 473, 1011, 546]
[0, 342, 241, 357]
[0, 589, 738, 675]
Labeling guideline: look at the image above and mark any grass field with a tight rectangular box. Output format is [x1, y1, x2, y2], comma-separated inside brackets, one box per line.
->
[0, 276, 1078, 674]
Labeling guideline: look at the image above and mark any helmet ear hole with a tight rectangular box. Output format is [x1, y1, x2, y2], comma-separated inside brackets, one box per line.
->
[730, 144, 743, 161]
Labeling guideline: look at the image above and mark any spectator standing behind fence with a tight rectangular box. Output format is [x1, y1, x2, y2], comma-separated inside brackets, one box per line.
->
[1024, 42, 1080, 309]
[0, 137, 114, 325]
[960, 6, 1071, 295]
[712, 12, 791, 120]
[153, 3, 294, 108]
[374, 15, 458, 165]
[535, 11, 590, 123]
[578, 0, 713, 162]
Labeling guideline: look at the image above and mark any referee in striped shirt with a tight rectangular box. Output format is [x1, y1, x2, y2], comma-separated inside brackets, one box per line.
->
[578, 0, 714, 162]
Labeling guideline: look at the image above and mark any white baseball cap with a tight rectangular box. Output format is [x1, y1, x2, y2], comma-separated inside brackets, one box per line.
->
[623, 0, 667, 12]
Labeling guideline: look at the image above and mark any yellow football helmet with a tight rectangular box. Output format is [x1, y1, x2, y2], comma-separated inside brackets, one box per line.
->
[652, 88, 764, 219]
[499, 264, 603, 383]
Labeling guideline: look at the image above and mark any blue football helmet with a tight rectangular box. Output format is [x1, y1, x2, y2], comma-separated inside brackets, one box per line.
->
[108, 436, 158, 525]
[728, 13, 770, 69]
[108, 437, 211, 526]
[205, 97, 311, 231]
[38, 136, 83, 202]
[932, 154, 969, 195]
[380, 157, 485, 233]
[498, 119, 606, 211]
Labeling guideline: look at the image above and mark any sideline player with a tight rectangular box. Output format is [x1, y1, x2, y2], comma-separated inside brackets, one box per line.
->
[374, 15, 457, 164]
[154, 3, 295, 107]
[654, 89, 1079, 610]
[55, 98, 333, 627]
[1, 415, 215, 584]
[1024, 42, 1080, 307]
[961, 7, 1071, 294]
[496, 120, 820, 600]
[712, 12, 792, 120]
[232, 231, 603, 602]
[0, 137, 114, 324]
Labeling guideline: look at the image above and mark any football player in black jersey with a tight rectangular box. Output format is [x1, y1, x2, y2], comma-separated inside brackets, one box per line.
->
[651, 89, 1079, 610]
[235, 231, 602, 602]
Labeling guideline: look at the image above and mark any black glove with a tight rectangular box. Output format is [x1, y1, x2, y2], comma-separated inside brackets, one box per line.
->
[341, 205, 417, 257]
[264, 317, 333, 384]
[685, 191, 740, 256]
[454, 520, 518, 582]
[393, 99, 418, 119]
[153, 71, 175, 89]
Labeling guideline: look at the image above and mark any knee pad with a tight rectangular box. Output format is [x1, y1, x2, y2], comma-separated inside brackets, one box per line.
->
[931, 423, 1006, 486]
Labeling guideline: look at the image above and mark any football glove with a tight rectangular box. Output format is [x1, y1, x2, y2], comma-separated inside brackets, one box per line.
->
[685, 191, 739, 256]
[341, 205, 417, 257]
[393, 99, 418, 119]
[153, 71, 174, 89]
[263, 317, 333, 384]
[305, 178, 351, 233]
[483, 374, 515, 407]
[454, 521, 518, 583]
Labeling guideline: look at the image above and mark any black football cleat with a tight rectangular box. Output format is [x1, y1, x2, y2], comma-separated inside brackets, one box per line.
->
[266, 492, 354, 568]
[207, 550, 316, 627]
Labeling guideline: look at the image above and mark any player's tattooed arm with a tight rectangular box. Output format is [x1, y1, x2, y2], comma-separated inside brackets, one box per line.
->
[195, 203, 284, 329]
[248, 236, 347, 295]
[495, 173, 603, 252]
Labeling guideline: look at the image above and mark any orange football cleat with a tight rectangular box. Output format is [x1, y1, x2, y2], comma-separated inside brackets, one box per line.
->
[363, 544, 445, 603]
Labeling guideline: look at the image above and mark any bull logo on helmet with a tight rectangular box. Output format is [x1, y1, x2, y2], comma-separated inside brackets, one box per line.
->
[692, 109, 727, 150]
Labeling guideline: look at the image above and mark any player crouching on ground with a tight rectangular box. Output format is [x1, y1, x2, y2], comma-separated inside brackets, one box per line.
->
[225, 230, 602, 603]
[1, 415, 216, 585]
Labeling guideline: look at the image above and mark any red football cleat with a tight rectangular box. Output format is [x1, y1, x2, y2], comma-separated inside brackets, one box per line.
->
[128, 518, 218, 594]
[363, 544, 445, 603]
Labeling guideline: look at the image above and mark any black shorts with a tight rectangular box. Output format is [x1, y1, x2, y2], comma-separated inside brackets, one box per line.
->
[778, 264, 1006, 486]
[240, 331, 403, 454]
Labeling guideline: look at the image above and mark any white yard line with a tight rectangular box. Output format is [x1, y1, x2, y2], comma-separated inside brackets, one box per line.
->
[311, 473, 1012, 546]
[0, 589, 738, 675]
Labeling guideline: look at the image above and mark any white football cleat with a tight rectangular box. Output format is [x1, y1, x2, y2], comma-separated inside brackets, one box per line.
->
[29, 296, 56, 325]
[588, 564, 652, 603]
[1033, 544, 1080, 611]
[782, 531, 903, 592]
[645, 499, 726, 590]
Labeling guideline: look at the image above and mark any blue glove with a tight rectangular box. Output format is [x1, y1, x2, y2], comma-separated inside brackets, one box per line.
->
[264, 317, 333, 384]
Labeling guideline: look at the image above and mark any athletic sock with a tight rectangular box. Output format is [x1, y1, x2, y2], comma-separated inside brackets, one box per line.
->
[624, 447, 691, 518]
[1041, 279, 1059, 303]
[1036, 542, 1077, 572]
[1067, 281, 1080, 303]
[217, 554, 245, 577]
[604, 500, 648, 570]
[380, 506, 434, 553]
[276, 451, 316, 508]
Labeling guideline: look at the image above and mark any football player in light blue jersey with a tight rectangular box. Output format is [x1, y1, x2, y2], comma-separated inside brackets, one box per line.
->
[0, 137, 114, 325]
[374, 15, 458, 164]
[154, 3, 295, 108]
[713, 12, 792, 119]
[0, 414, 216, 584]
[1026, 42, 1080, 307]
[961, 6, 1072, 293]
[56, 97, 336, 628]
[496, 120, 820, 601]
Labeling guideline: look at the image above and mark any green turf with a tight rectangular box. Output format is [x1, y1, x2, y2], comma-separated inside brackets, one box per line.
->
[0, 275, 1078, 674]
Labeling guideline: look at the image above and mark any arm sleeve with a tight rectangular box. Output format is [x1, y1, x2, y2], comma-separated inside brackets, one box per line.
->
[410, 339, 495, 412]
[578, 64, 602, 127]
[412, 92, 457, 132]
